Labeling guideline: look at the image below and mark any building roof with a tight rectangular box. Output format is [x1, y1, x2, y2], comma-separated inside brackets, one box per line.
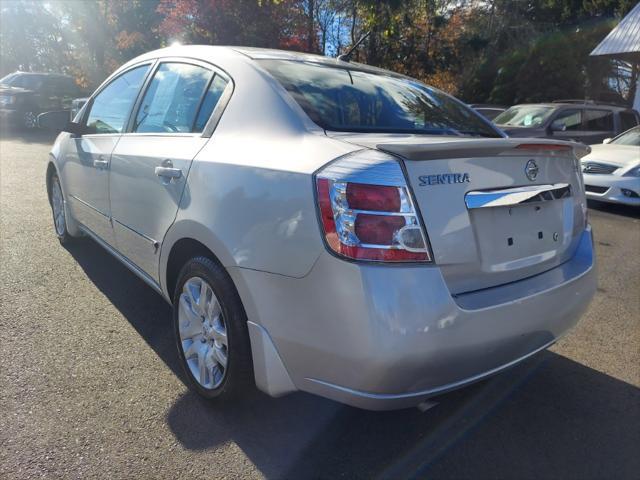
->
[590, 3, 640, 61]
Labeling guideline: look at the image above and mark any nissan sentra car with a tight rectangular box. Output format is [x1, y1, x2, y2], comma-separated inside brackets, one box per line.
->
[42, 46, 597, 410]
[581, 127, 640, 206]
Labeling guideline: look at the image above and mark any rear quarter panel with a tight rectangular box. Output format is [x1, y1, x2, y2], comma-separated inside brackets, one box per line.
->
[158, 55, 359, 295]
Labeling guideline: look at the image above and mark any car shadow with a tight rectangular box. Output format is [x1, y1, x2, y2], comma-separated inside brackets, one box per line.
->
[587, 199, 640, 219]
[63, 239, 640, 480]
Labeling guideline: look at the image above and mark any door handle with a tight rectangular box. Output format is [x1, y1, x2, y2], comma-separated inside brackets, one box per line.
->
[155, 160, 182, 181]
[93, 156, 109, 169]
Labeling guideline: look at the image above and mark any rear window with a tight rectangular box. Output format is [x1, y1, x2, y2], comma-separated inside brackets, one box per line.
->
[620, 111, 639, 132]
[260, 60, 500, 138]
[585, 109, 614, 131]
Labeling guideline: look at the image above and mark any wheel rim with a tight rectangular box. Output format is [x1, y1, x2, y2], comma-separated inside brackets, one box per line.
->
[51, 179, 66, 236]
[178, 276, 228, 389]
[24, 111, 37, 129]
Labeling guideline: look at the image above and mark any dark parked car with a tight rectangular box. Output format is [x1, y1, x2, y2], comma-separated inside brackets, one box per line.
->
[0, 72, 82, 129]
[469, 104, 507, 120]
[494, 101, 640, 144]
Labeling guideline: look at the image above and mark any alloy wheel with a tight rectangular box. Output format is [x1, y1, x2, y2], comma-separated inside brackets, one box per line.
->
[51, 178, 66, 236]
[24, 111, 37, 129]
[178, 276, 228, 389]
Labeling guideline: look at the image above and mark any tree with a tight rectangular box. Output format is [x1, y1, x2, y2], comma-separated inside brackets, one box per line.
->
[0, 1, 71, 75]
[1, 0, 635, 103]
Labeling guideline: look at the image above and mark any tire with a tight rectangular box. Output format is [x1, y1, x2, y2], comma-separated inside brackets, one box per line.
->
[49, 173, 73, 244]
[173, 256, 254, 401]
[23, 110, 38, 129]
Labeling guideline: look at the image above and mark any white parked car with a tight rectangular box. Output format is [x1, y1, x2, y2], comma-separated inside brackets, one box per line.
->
[581, 127, 640, 206]
[42, 46, 596, 410]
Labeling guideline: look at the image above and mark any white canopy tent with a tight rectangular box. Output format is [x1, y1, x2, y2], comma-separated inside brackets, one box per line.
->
[590, 3, 640, 110]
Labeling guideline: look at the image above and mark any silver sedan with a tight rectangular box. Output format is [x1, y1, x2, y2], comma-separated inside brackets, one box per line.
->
[44, 46, 596, 410]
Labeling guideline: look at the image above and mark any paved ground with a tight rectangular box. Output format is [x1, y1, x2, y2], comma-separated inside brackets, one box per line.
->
[1, 129, 639, 480]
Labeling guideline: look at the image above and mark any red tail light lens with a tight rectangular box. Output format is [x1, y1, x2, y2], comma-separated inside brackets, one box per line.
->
[315, 151, 432, 263]
[346, 183, 401, 212]
[355, 214, 405, 244]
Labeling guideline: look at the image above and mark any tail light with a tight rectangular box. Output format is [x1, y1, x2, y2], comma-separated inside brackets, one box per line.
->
[315, 150, 432, 262]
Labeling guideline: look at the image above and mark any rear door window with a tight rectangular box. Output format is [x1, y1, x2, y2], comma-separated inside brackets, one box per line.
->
[133, 63, 213, 133]
[585, 109, 614, 131]
[553, 109, 582, 131]
[620, 111, 639, 132]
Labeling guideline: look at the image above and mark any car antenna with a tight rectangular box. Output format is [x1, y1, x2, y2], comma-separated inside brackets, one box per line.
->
[337, 31, 371, 62]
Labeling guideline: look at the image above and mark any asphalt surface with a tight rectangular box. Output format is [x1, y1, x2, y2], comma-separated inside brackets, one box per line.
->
[1, 129, 639, 480]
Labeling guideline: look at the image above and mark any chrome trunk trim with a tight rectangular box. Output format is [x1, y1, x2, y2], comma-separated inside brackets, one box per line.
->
[465, 183, 571, 209]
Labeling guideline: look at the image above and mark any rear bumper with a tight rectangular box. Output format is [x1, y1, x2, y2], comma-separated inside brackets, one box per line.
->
[231, 227, 596, 410]
[583, 173, 640, 206]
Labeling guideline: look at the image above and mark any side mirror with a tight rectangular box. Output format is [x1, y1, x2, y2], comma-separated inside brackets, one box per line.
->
[37, 111, 86, 135]
[602, 138, 612, 144]
[549, 120, 566, 132]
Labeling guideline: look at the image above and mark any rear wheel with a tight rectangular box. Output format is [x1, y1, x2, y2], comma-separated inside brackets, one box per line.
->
[173, 256, 254, 401]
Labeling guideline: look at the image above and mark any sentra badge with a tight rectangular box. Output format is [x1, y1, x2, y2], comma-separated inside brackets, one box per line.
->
[418, 173, 470, 186]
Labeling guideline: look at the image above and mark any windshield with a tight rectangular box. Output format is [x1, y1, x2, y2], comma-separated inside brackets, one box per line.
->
[0, 73, 19, 86]
[612, 127, 640, 146]
[259, 60, 501, 137]
[494, 105, 555, 127]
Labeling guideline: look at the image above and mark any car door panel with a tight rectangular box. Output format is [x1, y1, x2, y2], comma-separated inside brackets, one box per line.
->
[64, 135, 120, 245]
[62, 63, 152, 247]
[109, 136, 208, 279]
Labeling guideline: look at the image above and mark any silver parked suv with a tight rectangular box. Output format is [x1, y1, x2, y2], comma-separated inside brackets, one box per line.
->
[44, 46, 597, 410]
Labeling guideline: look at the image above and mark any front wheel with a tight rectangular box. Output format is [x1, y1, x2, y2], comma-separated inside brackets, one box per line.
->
[173, 256, 254, 401]
[23, 111, 38, 129]
[50, 174, 73, 244]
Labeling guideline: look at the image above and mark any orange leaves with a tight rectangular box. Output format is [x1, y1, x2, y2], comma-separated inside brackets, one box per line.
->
[115, 31, 145, 51]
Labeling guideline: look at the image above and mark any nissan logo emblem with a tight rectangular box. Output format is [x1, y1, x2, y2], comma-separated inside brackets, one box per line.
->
[525, 159, 539, 181]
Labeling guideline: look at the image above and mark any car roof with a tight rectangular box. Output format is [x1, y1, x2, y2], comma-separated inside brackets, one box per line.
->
[124, 45, 410, 79]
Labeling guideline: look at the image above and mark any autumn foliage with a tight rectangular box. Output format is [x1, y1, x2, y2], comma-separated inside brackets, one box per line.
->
[0, 0, 636, 105]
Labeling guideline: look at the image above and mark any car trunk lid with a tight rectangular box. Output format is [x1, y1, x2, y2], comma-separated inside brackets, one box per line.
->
[328, 133, 588, 294]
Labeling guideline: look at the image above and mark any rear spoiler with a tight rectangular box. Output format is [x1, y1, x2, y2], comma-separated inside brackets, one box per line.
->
[377, 139, 591, 161]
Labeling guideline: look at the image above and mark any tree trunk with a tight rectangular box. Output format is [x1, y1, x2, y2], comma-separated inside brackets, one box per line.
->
[307, 0, 315, 52]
